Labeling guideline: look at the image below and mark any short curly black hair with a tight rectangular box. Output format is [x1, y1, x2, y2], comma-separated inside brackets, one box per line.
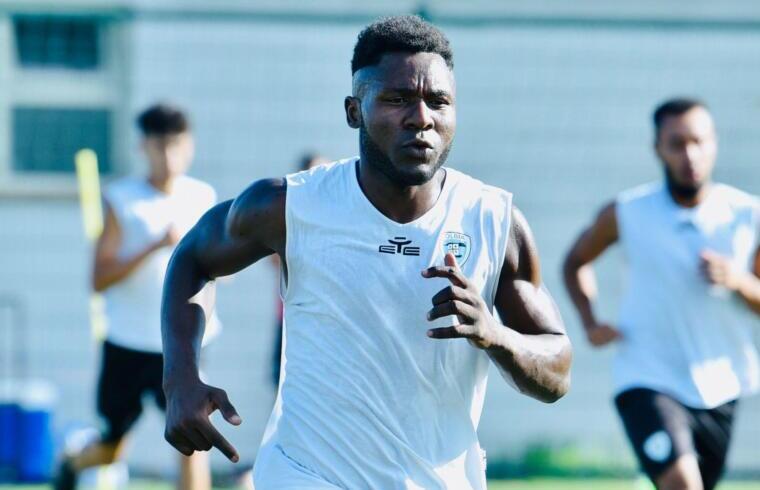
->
[351, 15, 453, 74]
[653, 97, 707, 140]
[137, 103, 190, 137]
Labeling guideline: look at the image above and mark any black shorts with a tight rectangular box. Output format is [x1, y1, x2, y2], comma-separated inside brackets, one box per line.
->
[615, 388, 736, 490]
[96, 340, 166, 443]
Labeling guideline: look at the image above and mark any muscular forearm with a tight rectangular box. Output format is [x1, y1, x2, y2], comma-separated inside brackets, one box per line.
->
[486, 327, 571, 403]
[161, 243, 210, 391]
[93, 242, 162, 292]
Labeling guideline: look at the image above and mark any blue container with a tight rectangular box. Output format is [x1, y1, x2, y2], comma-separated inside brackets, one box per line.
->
[0, 402, 19, 482]
[0, 381, 20, 482]
[17, 409, 53, 482]
[16, 381, 55, 483]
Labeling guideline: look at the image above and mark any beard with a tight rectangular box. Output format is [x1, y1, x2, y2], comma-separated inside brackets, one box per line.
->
[360, 124, 451, 187]
[663, 165, 701, 201]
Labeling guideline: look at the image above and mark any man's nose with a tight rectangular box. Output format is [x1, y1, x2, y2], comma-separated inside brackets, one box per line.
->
[684, 142, 702, 164]
[404, 100, 434, 131]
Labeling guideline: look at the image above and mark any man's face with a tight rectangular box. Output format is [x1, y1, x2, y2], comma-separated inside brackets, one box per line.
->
[349, 52, 456, 186]
[142, 131, 194, 180]
[655, 107, 717, 196]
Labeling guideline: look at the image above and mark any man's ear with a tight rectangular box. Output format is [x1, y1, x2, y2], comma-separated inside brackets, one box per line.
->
[344, 96, 362, 129]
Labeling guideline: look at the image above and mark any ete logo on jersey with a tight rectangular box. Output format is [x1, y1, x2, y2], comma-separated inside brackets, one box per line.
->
[442, 232, 471, 265]
[378, 233, 472, 262]
[378, 237, 421, 256]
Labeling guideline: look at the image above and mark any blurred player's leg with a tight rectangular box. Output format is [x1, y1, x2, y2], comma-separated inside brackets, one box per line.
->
[71, 439, 127, 469]
[616, 388, 738, 490]
[692, 401, 736, 490]
[178, 452, 211, 490]
[656, 454, 703, 490]
[53, 437, 127, 490]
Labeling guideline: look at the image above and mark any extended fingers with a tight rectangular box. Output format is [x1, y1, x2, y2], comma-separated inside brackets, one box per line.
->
[165, 390, 240, 462]
[166, 415, 214, 452]
[427, 326, 465, 339]
[431, 285, 474, 306]
[210, 389, 242, 426]
[422, 265, 468, 286]
[198, 418, 240, 463]
[187, 428, 213, 452]
[427, 299, 477, 322]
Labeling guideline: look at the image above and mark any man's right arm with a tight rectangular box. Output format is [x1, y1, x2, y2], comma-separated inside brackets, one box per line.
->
[562, 201, 620, 347]
[161, 178, 286, 462]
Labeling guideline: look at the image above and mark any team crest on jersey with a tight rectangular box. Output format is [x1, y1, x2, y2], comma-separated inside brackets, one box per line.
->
[442, 232, 472, 265]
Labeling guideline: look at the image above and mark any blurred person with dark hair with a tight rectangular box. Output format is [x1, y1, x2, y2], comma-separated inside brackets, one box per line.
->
[55, 103, 218, 490]
[161, 15, 571, 489]
[563, 98, 760, 490]
[270, 152, 328, 389]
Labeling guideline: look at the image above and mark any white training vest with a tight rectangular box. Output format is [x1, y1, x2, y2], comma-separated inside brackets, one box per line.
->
[102, 175, 220, 353]
[254, 158, 512, 490]
[614, 182, 760, 409]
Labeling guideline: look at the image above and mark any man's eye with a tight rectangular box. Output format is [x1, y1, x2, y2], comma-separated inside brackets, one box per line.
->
[387, 97, 406, 105]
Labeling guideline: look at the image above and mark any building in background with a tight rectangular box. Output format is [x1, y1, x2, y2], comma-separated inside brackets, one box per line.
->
[0, 0, 759, 476]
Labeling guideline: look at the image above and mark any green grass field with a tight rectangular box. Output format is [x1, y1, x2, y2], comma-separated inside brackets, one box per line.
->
[489, 480, 760, 489]
[3, 480, 760, 490]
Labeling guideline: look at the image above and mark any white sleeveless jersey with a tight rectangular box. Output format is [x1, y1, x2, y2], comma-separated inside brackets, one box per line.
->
[254, 158, 513, 490]
[102, 175, 220, 353]
[614, 182, 760, 408]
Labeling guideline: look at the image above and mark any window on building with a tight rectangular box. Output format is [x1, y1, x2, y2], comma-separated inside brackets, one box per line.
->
[12, 107, 111, 173]
[13, 15, 100, 69]
[0, 12, 124, 188]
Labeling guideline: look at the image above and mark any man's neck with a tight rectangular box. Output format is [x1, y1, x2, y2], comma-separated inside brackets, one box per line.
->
[148, 174, 176, 194]
[666, 181, 712, 209]
[357, 159, 445, 224]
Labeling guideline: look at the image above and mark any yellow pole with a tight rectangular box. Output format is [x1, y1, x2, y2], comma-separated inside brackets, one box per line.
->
[75, 149, 107, 341]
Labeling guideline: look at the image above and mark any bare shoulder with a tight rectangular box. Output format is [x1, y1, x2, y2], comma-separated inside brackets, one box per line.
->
[503, 205, 541, 286]
[596, 200, 617, 226]
[590, 200, 618, 242]
[227, 178, 287, 254]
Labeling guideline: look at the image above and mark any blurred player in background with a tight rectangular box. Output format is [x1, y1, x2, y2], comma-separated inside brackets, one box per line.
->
[563, 98, 760, 490]
[161, 16, 571, 489]
[55, 103, 219, 490]
[269, 152, 327, 389]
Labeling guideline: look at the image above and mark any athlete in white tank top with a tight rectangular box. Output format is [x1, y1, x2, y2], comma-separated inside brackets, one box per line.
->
[255, 158, 510, 488]
[563, 99, 760, 490]
[161, 17, 572, 490]
[613, 182, 759, 408]
[103, 175, 219, 352]
[55, 104, 218, 490]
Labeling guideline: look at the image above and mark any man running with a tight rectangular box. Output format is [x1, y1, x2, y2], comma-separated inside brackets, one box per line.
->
[563, 98, 760, 490]
[55, 104, 218, 490]
[162, 16, 572, 490]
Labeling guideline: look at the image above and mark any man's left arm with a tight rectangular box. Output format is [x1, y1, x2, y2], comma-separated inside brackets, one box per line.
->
[701, 245, 760, 316]
[424, 206, 572, 403]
